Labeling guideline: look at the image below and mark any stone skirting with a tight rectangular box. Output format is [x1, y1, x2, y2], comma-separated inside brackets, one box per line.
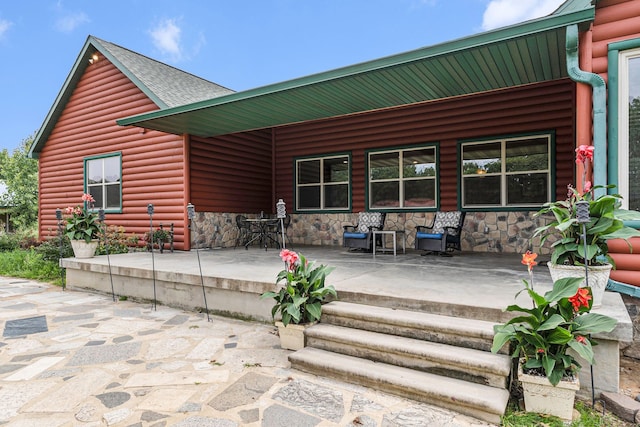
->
[193, 211, 555, 254]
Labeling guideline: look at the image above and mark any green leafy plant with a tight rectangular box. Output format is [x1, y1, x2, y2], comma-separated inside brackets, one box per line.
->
[64, 194, 101, 243]
[261, 249, 337, 326]
[533, 145, 640, 266]
[491, 252, 617, 386]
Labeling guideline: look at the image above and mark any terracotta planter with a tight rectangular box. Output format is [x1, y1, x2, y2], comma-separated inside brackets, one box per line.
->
[70, 239, 99, 259]
[275, 321, 311, 351]
[547, 263, 612, 308]
[518, 365, 579, 421]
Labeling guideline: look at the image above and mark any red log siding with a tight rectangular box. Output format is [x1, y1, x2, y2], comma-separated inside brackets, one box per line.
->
[189, 131, 272, 212]
[592, 0, 640, 287]
[273, 79, 576, 212]
[38, 57, 188, 249]
[592, 0, 640, 79]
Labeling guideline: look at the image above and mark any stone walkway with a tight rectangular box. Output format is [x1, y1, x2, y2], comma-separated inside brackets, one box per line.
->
[0, 277, 493, 426]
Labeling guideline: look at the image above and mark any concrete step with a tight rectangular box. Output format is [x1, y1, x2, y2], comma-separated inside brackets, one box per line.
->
[305, 323, 511, 388]
[289, 347, 510, 425]
[321, 301, 505, 353]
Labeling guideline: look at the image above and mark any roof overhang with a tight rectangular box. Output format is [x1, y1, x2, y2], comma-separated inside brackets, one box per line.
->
[118, 3, 595, 138]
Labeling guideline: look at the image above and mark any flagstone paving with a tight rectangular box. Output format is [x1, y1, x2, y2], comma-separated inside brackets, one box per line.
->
[0, 277, 493, 426]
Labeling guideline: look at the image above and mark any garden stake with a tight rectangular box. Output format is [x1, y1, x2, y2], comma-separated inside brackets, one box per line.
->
[99, 209, 115, 302]
[576, 199, 596, 407]
[147, 203, 157, 311]
[276, 199, 286, 249]
[56, 208, 65, 290]
[187, 203, 210, 321]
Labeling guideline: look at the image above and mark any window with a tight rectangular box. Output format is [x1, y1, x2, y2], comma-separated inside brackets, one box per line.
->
[618, 48, 640, 210]
[461, 135, 551, 208]
[85, 154, 122, 211]
[296, 154, 350, 211]
[368, 146, 437, 209]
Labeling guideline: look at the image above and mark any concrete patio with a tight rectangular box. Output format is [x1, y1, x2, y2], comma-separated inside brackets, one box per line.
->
[60, 246, 633, 401]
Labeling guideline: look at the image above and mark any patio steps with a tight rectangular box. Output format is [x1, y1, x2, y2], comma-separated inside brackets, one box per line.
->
[288, 301, 512, 424]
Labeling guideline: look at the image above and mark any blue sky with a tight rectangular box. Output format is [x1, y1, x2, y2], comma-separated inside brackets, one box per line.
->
[0, 0, 565, 153]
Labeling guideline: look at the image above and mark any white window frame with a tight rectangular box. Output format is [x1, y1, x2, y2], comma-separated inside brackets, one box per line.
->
[367, 146, 438, 210]
[295, 154, 350, 211]
[460, 134, 551, 208]
[84, 154, 122, 212]
[617, 48, 640, 209]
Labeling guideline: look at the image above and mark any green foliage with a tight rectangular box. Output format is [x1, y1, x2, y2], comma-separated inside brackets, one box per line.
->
[503, 400, 631, 426]
[0, 249, 63, 284]
[96, 226, 140, 255]
[492, 277, 617, 386]
[0, 136, 39, 230]
[261, 251, 337, 326]
[534, 184, 640, 266]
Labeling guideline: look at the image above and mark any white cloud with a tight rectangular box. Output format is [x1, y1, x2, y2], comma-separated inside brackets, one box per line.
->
[149, 18, 183, 61]
[0, 18, 12, 38]
[55, 11, 90, 33]
[482, 0, 565, 31]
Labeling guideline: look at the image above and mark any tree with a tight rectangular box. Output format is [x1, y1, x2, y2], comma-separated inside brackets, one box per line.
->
[0, 135, 39, 230]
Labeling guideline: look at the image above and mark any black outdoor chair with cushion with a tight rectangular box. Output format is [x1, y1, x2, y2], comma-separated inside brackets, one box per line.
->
[415, 211, 466, 255]
[343, 212, 386, 251]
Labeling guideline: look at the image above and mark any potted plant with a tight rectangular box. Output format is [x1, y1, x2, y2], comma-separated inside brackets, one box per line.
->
[533, 145, 640, 306]
[491, 252, 617, 420]
[261, 249, 337, 350]
[64, 193, 101, 258]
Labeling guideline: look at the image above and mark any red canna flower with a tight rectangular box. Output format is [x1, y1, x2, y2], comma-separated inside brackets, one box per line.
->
[576, 335, 588, 345]
[568, 288, 591, 311]
[521, 251, 538, 272]
[279, 249, 299, 271]
[575, 145, 594, 164]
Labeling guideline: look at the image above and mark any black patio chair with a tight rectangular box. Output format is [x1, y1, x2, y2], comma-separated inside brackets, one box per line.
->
[234, 215, 253, 249]
[343, 212, 386, 251]
[415, 211, 466, 255]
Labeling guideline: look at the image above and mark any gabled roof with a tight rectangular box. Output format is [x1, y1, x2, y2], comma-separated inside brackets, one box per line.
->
[29, 35, 234, 158]
[117, 0, 595, 138]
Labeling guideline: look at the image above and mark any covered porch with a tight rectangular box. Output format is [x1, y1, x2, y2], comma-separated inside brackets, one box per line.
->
[61, 246, 632, 401]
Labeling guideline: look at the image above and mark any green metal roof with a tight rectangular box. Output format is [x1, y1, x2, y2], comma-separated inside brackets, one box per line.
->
[118, 0, 595, 138]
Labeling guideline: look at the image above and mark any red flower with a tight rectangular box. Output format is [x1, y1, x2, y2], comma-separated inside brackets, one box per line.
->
[279, 249, 299, 271]
[81, 193, 95, 203]
[575, 145, 594, 165]
[576, 335, 588, 345]
[568, 288, 591, 311]
[521, 251, 538, 272]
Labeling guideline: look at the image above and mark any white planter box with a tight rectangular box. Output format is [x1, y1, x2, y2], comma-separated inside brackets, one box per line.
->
[519, 366, 579, 421]
[275, 321, 308, 351]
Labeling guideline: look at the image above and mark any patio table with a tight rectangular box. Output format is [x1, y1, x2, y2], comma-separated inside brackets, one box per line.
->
[245, 218, 280, 250]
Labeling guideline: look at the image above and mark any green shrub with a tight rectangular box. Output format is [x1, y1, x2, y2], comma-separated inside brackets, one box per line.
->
[0, 249, 62, 284]
[0, 232, 20, 251]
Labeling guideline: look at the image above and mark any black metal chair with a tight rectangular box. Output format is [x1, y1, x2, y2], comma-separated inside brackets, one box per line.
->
[234, 215, 253, 249]
[415, 211, 466, 255]
[343, 212, 386, 251]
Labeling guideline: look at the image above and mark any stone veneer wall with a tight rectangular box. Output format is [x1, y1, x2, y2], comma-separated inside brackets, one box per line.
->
[192, 210, 554, 254]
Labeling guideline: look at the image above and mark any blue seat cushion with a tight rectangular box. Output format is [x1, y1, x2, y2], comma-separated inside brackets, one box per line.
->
[416, 232, 443, 240]
[344, 232, 368, 239]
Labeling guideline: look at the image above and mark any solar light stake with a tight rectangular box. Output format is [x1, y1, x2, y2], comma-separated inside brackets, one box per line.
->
[276, 199, 286, 249]
[99, 209, 116, 302]
[187, 203, 210, 321]
[147, 204, 157, 311]
[56, 208, 65, 290]
[576, 199, 596, 407]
